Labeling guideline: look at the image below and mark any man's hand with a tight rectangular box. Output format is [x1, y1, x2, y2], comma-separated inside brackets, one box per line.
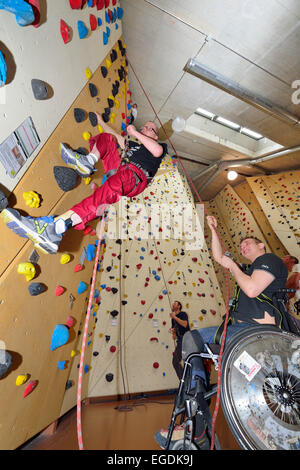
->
[170, 312, 176, 319]
[219, 254, 235, 270]
[126, 124, 137, 137]
[207, 215, 217, 231]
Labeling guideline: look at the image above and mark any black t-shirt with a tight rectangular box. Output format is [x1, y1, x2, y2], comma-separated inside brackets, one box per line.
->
[126, 139, 168, 178]
[232, 253, 288, 325]
[172, 311, 190, 342]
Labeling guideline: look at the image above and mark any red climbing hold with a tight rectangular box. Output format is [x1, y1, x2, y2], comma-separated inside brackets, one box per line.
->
[26, 0, 41, 27]
[56, 286, 64, 296]
[65, 316, 75, 328]
[136, 264, 142, 269]
[153, 362, 159, 369]
[74, 264, 83, 272]
[96, 0, 105, 9]
[105, 0, 110, 8]
[110, 345, 116, 353]
[141, 300, 146, 305]
[148, 313, 153, 319]
[89, 14, 97, 30]
[69, 0, 83, 8]
[192, 257, 197, 262]
[60, 19, 71, 44]
[23, 380, 38, 398]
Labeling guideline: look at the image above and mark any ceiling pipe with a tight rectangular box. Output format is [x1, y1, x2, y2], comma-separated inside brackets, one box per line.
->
[193, 145, 300, 191]
[184, 59, 300, 127]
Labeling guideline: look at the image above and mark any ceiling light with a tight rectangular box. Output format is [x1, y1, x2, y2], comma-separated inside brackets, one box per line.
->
[240, 127, 263, 139]
[195, 107, 215, 119]
[215, 116, 240, 130]
[172, 116, 186, 132]
[227, 170, 238, 181]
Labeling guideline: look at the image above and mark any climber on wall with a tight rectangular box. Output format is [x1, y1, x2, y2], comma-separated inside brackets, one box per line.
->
[0, 114, 168, 254]
[170, 300, 190, 381]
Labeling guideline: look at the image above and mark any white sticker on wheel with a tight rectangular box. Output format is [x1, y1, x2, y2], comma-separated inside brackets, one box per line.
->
[234, 350, 261, 381]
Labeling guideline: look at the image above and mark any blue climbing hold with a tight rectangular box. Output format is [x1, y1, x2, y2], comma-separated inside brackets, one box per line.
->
[0, 0, 35, 26]
[78, 20, 89, 39]
[86, 244, 95, 261]
[103, 31, 108, 45]
[0, 51, 7, 87]
[117, 7, 123, 19]
[106, 26, 110, 37]
[84, 364, 89, 374]
[98, 17, 102, 26]
[58, 360, 66, 370]
[78, 281, 88, 294]
[50, 324, 69, 351]
[105, 10, 110, 23]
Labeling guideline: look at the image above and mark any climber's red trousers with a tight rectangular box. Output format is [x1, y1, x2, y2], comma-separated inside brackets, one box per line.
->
[70, 133, 148, 229]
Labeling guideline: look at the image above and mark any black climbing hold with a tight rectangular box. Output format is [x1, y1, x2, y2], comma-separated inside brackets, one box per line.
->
[54, 166, 78, 192]
[111, 288, 118, 294]
[31, 79, 50, 100]
[89, 83, 98, 98]
[116, 239, 122, 244]
[110, 49, 117, 62]
[65, 380, 73, 390]
[101, 66, 108, 78]
[88, 111, 98, 127]
[93, 351, 99, 357]
[106, 373, 113, 382]
[110, 310, 119, 317]
[107, 98, 114, 108]
[74, 108, 86, 123]
[0, 350, 12, 379]
[121, 300, 127, 305]
[201, 309, 207, 314]
[0, 190, 8, 211]
[102, 112, 110, 123]
[28, 282, 46, 296]
[105, 335, 110, 342]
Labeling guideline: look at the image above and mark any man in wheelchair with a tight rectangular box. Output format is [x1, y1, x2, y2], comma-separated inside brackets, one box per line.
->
[155, 215, 297, 450]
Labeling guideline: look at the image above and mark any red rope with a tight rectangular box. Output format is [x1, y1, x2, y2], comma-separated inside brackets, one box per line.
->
[127, 57, 231, 450]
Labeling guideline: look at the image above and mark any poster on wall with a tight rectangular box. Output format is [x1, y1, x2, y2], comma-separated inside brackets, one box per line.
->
[0, 117, 40, 179]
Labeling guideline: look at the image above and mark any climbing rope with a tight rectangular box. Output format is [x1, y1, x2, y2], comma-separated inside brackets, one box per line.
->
[126, 57, 231, 450]
[77, 208, 107, 450]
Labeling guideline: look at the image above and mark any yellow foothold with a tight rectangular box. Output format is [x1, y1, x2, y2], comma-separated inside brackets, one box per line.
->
[70, 350, 78, 358]
[85, 68, 92, 80]
[84, 177, 92, 185]
[106, 59, 112, 69]
[16, 374, 28, 386]
[109, 117, 115, 124]
[23, 190, 40, 208]
[17, 262, 36, 281]
[97, 124, 103, 133]
[83, 131, 91, 141]
[114, 99, 119, 108]
[60, 254, 71, 265]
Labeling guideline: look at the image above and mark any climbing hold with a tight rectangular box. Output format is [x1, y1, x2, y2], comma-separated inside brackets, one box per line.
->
[106, 373, 113, 382]
[110, 345, 116, 353]
[17, 262, 36, 281]
[89, 111, 98, 127]
[65, 380, 73, 390]
[26, 0, 41, 27]
[150, 337, 158, 342]
[77, 281, 87, 294]
[54, 166, 78, 192]
[101, 66, 108, 78]
[23, 190, 40, 208]
[56, 285, 65, 296]
[0, 350, 12, 379]
[60, 254, 71, 264]
[28, 282, 46, 296]
[0, 0, 35, 26]
[65, 316, 74, 328]
[58, 360, 66, 370]
[60, 19, 71, 44]
[110, 310, 118, 317]
[84, 365, 89, 373]
[16, 374, 29, 386]
[86, 244, 95, 261]
[74, 264, 83, 272]
[50, 324, 69, 351]
[74, 108, 86, 123]
[78, 20, 89, 39]
[89, 83, 98, 98]
[23, 380, 38, 397]
[89, 13, 97, 30]
[0, 51, 7, 87]
[103, 31, 108, 45]
[85, 67, 92, 80]
[153, 362, 159, 369]
[31, 79, 49, 100]
[69, 0, 83, 8]
[83, 131, 91, 141]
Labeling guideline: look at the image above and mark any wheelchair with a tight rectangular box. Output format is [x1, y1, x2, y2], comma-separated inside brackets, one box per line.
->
[164, 295, 300, 450]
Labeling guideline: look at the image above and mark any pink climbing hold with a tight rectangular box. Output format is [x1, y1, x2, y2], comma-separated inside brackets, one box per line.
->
[65, 316, 75, 328]
[56, 285, 64, 296]
[23, 380, 38, 398]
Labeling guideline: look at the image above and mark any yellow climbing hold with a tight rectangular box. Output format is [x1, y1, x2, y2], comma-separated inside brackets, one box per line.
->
[16, 374, 28, 386]
[85, 68, 92, 80]
[84, 177, 92, 185]
[83, 131, 91, 141]
[23, 190, 40, 208]
[60, 254, 71, 265]
[97, 124, 103, 133]
[106, 58, 112, 69]
[17, 262, 36, 281]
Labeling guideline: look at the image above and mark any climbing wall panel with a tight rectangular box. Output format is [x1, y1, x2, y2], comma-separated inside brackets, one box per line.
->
[84, 157, 224, 398]
[247, 171, 300, 255]
[0, 40, 129, 449]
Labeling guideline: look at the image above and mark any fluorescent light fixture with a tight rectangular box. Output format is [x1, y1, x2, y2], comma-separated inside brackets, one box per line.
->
[227, 170, 238, 181]
[240, 127, 263, 139]
[215, 116, 240, 130]
[196, 107, 215, 119]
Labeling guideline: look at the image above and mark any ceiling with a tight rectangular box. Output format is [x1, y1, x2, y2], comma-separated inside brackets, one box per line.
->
[120, 0, 300, 200]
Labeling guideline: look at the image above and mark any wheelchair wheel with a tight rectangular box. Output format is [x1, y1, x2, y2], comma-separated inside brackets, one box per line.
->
[172, 439, 198, 450]
[220, 325, 300, 450]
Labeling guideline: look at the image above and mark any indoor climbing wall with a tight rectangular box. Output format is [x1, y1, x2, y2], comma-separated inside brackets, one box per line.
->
[69, 156, 225, 398]
[0, 9, 129, 447]
[247, 171, 300, 256]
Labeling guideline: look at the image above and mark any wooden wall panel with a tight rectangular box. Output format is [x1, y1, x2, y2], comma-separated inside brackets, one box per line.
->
[0, 40, 128, 449]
